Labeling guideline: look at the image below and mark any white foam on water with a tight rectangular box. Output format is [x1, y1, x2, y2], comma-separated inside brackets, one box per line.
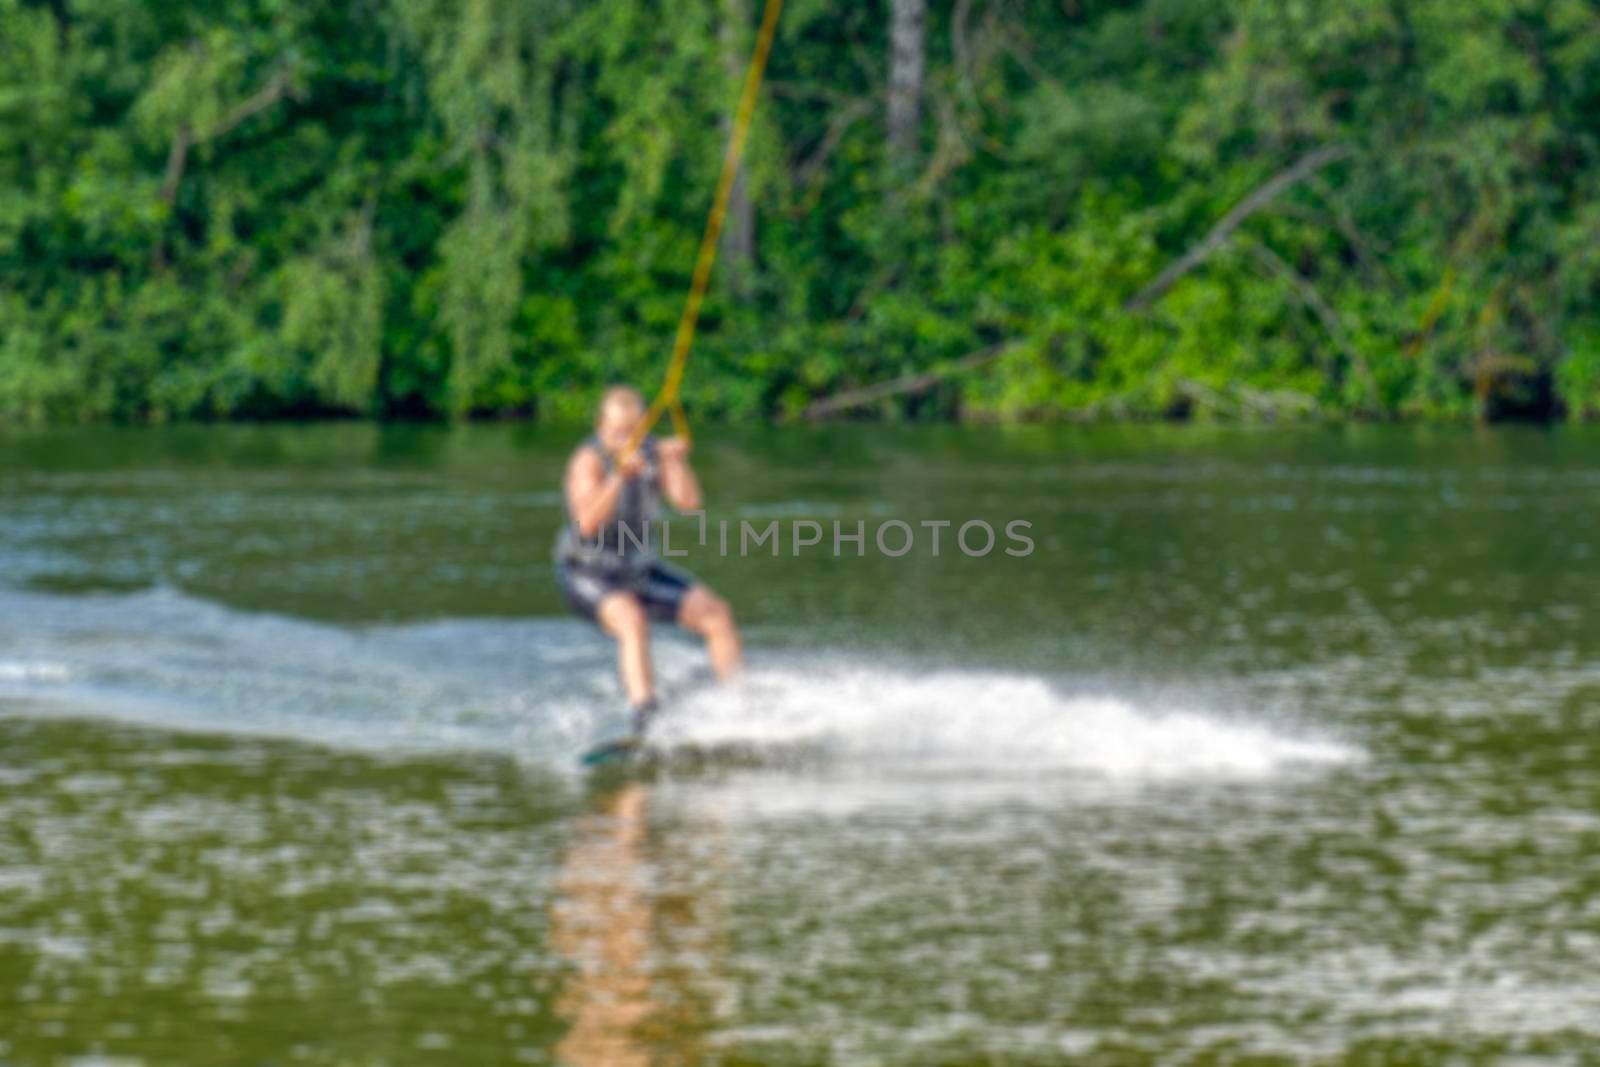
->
[654, 665, 1358, 779]
[0, 585, 1358, 780]
[0, 661, 72, 683]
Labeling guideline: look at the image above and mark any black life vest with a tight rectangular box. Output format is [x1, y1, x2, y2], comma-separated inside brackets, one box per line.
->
[556, 435, 661, 567]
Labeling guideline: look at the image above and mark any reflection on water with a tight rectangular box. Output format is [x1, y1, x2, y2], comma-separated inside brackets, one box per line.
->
[553, 784, 656, 1067]
[2, 423, 1599, 1062]
[552, 781, 731, 1067]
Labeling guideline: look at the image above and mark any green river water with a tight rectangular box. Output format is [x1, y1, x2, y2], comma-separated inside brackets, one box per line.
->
[0, 423, 1597, 1065]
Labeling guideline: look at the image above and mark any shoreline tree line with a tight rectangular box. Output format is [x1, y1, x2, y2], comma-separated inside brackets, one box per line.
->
[3, 0, 1598, 424]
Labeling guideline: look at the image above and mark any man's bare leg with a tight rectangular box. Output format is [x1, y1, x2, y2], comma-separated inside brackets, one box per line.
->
[597, 593, 654, 707]
[677, 585, 742, 680]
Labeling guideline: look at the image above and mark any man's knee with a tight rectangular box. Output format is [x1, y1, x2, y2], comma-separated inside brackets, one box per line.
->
[602, 595, 649, 640]
[690, 591, 734, 634]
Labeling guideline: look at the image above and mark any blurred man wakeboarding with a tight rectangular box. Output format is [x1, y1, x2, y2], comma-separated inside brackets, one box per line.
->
[556, 385, 741, 735]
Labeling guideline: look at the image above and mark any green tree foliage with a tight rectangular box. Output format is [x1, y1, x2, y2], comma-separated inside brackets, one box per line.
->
[2, 0, 1598, 423]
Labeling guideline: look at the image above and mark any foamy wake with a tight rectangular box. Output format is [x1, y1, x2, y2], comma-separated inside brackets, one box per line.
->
[650, 666, 1357, 778]
[0, 661, 71, 683]
[0, 585, 1357, 779]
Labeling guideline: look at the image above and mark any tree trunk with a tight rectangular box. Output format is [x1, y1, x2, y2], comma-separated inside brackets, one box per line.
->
[720, 0, 755, 298]
[887, 0, 925, 173]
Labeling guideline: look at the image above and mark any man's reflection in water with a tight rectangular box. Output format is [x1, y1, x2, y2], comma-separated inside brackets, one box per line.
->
[553, 782, 655, 1067]
[552, 778, 730, 1066]
[556, 777, 736, 1067]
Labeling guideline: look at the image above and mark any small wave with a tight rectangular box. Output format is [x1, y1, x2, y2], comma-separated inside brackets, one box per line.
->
[0, 586, 1357, 780]
[655, 666, 1357, 778]
[0, 660, 72, 683]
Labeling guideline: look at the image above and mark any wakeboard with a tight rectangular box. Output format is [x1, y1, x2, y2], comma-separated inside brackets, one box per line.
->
[579, 731, 645, 767]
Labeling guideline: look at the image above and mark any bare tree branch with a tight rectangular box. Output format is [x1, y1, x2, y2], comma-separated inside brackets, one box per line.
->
[843, 263, 901, 324]
[1247, 240, 1378, 411]
[1174, 377, 1317, 420]
[205, 68, 294, 142]
[793, 98, 873, 192]
[1265, 199, 1396, 291]
[1125, 143, 1355, 311]
[999, 25, 1068, 96]
[952, 0, 978, 112]
[802, 342, 1013, 420]
[947, 0, 1015, 158]
[912, 89, 975, 197]
[159, 68, 295, 208]
[152, 67, 298, 269]
[158, 124, 193, 206]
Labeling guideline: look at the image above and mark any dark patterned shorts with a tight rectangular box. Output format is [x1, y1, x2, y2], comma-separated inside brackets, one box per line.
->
[555, 556, 696, 625]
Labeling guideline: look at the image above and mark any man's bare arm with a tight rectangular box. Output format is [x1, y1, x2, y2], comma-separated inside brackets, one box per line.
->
[657, 437, 702, 511]
[565, 447, 640, 537]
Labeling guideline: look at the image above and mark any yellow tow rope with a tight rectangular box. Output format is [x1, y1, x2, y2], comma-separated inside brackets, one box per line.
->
[623, 0, 784, 457]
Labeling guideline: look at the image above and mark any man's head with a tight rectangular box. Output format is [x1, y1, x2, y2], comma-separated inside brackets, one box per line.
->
[595, 385, 645, 455]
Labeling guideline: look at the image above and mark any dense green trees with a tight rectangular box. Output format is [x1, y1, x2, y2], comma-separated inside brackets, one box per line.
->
[2, 0, 1598, 424]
